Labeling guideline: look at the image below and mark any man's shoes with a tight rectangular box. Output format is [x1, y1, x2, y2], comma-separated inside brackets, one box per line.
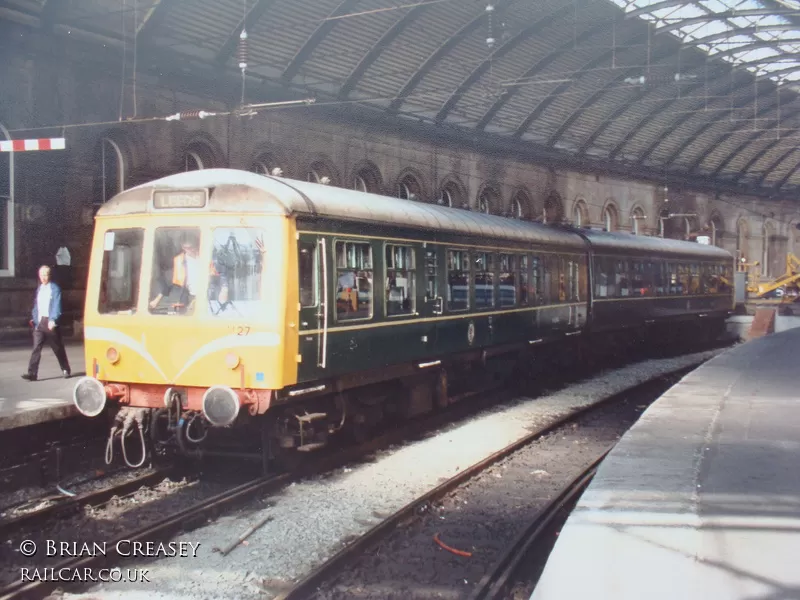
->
[21, 373, 37, 381]
[63, 370, 71, 379]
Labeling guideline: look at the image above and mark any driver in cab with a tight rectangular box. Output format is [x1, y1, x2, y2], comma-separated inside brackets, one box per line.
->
[149, 241, 200, 311]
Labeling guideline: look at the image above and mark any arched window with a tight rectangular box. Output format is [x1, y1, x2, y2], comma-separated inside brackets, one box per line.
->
[397, 174, 422, 201]
[478, 187, 500, 215]
[437, 179, 466, 209]
[250, 154, 285, 177]
[352, 162, 382, 194]
[0, 122, 13, 276]
[510, 191, 531, 220]
[185, 151, 203, 172]
[101, 138, 125, 203]
[736, 219, 749, 263]
[543, 192, 564, 224]
[631, 207, 646, 235]
[603, 204, 618, 232]
[709, 215, 723, 247]
[572, 199, 589, 227]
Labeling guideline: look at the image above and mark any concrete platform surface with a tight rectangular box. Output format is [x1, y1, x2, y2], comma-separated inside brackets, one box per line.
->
[532, 328, 800, 600]
[0, 341, 85, 431]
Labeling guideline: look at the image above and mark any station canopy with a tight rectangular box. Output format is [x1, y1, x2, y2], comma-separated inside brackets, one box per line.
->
[4, 0, 800, 195]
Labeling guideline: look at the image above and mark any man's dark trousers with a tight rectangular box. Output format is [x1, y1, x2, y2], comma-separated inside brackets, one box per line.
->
[27, 317, 70, 377]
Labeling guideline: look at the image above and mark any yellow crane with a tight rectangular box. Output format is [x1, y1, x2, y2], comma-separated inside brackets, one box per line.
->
[741, 253, 800, 301]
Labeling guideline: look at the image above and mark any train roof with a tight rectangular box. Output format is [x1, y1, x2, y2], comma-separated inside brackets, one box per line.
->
[101, 168, 586, 249]
[571, 226, 732, 260]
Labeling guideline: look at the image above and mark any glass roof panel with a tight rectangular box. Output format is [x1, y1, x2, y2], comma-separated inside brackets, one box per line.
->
[607, 0, 800, 87]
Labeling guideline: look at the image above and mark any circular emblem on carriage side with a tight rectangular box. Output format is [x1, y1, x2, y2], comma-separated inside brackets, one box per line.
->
[467, 321, 476, 346]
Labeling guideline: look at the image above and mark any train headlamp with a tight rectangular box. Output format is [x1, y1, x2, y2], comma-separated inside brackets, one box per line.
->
[202, 385, 240, 427]
[106, 347, 120, 364]
[72, 377, 107, 417]
[225, 353, 240, 369]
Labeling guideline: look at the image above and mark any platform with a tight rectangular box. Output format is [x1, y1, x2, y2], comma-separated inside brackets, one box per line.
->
[0, 341, 85, 431]
[532, 327, 800, 600]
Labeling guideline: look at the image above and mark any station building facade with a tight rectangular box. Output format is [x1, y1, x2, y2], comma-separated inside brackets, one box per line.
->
[0, 19, 796, 328]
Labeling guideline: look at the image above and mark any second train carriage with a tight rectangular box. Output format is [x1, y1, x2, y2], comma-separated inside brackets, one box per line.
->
[72, 169, 733, 465]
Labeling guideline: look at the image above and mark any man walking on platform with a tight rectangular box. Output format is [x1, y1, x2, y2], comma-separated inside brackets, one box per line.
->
[21, 265, 71, 381]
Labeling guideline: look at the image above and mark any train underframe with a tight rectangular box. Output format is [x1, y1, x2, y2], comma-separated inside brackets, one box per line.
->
[99, 315, 728, 472]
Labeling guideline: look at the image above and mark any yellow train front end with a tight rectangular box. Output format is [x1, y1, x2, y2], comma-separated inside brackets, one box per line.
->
[72, 179, 300, 465]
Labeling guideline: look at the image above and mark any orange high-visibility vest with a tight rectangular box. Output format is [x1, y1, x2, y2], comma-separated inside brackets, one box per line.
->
[172, 253, 187, 287]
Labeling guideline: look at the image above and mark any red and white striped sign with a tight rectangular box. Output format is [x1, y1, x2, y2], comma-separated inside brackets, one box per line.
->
[0, 138, 66, 152]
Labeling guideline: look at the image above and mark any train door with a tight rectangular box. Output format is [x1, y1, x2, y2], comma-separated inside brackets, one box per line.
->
[297, 236, 328, 374]
[418, 244, 442, 354]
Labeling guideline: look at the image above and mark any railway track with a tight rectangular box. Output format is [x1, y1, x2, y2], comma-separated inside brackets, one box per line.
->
[0, 346, 723, 600]
[0, 383, 505, 600]
[272, 370, 692, 600]
[0, 467, 174, 539]
[468, 451, 607, 600]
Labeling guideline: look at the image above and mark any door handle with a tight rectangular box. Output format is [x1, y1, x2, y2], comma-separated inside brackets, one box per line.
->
[432, 296, 443, 315]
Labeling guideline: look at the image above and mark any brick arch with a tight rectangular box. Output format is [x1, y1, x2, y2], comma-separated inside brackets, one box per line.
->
[395, 167, 429, 202]
[601, 200, 619, 232]
[350, 159, 383, 194]
[571, 197, 590, 227]
[248, 144, 291, 178]
[180, 131, 227, 171]
[437, 174, 468, 208]
[629, 203, 648, 235]
[544, 191, 564, 224]
[510, 187, 533, 220]
[305, 154, 341, 187]
[476, 181, 503, 215]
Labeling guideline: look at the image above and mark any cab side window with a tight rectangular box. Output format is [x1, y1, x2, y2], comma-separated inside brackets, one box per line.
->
[298, 241, 318, 308]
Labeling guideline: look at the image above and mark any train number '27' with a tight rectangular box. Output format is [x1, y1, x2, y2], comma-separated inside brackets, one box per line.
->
[229, 325, 251, 336]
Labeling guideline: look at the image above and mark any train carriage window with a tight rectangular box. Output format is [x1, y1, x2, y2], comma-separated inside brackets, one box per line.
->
[594, 257, 608, 299]
[668, 263, 679, 295]
[531, 256, 542, 304]
[385, 244, 416, 316]
[519, 255, 529, 306]
[703, 264, 718, 294]
[475, 252, 495, 309]
[298, 241, 318, 307]
[542, 256, 553, 304]
[447, 249, 470, 311]
[499, 254, 516, 308]
[616, 260, 630, 297]
[98, 229, 144, 314]
[653, 261, 666, 296]
[209, 228, 267, 319]
[689, 264, 700, 295]
[335, 241, 373, 321]
[578, 257, 588, 301]
[677, 264, 689, 295]
[424, 248, 438, 301]
[148, 228, 202, 316]
[567, 260, 578, 302]
[719, 264, 732, 293]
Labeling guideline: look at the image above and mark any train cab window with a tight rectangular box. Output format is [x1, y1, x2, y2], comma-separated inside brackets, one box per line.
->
[148, 228, 202, 316]
[475, 252, 495, 309]
[615, 260, 630, 297]
[335, 241, 373, 321]
[298, 241, 318, 307]
[209, 228, 266, 319]
[446, 249, 469, 311]
[98, 229, 144, 314]
[424, 248, 438, 301]
[499, 254, 516, 308]
[519, 255, 529, 306]
[386, 244, 416, 316]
